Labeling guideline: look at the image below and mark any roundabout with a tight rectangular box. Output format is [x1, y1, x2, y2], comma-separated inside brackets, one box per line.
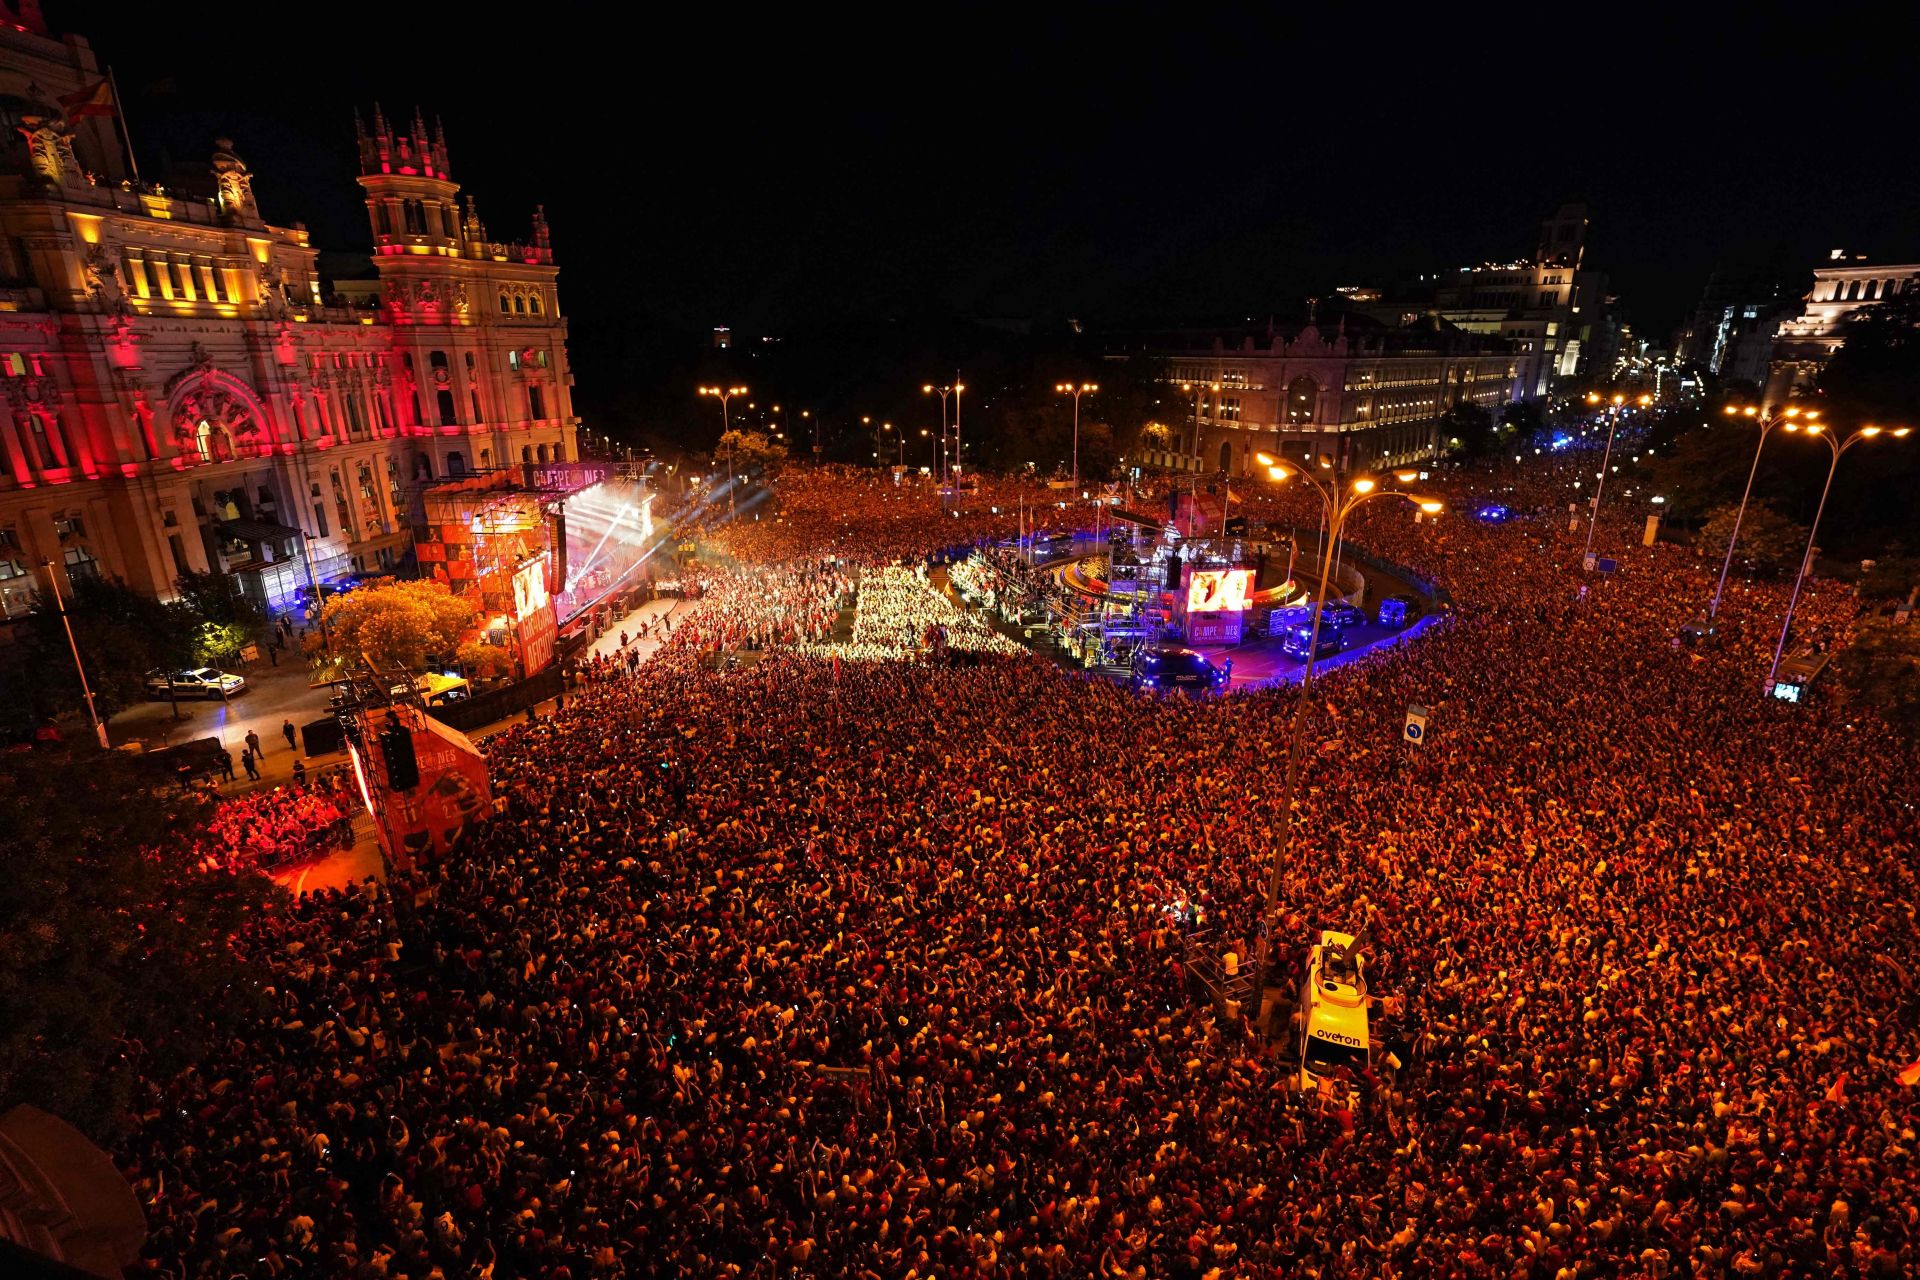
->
[948, 520, 1446, 692]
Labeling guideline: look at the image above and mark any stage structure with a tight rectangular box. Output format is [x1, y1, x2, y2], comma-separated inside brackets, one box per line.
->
[413, 461, 659, 675]
[338, 686, 493, 873]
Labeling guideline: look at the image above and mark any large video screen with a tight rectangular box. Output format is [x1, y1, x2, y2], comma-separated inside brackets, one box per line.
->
[1186, 568, 1253, 613]
[512, 556, 550, 622]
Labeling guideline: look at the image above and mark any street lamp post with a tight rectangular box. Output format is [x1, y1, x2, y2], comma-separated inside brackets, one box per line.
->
[1178, 379, 1221, 533]
[38, 559, 110, 749]
[1055, 381, 1098, 495]
[1763, 421, 1909, 695]
[697, 385, 747, 516]
[1708, 403, 1812, 621]
[952, 379, 965, 482]
[1579, 391, 1650, 568]
[1246, 458, 1442, 1020]
[923, 384, 952, 483]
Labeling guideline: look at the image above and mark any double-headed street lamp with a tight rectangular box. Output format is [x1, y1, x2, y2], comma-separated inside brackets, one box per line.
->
[1178, 379, 1222, 527]
[698, 384, 747, 516]
[923, 381, 965, 484]
[1579, 391, 1652, 567]
[1763, 419, 1910, 697]
[1248, 454, 1443, 1013]
[1706, 403, 1816, 621]
[1055, 381, 1098, 494]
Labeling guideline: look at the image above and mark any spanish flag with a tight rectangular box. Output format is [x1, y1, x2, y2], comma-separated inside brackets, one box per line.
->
[59, 79, 115, 120]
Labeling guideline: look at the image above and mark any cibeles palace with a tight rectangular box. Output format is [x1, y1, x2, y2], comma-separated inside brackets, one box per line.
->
[0, 9, 577, 619]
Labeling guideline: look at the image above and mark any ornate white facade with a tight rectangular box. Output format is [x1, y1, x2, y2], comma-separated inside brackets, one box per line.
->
[0, 13, 577, 619]
[1763, 258, 1920, 411]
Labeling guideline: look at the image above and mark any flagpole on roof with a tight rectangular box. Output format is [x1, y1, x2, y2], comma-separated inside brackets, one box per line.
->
[106, 65, 140, 184]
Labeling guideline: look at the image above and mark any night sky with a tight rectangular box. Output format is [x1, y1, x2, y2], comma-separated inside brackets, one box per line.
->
[68, 3, 1920, 434]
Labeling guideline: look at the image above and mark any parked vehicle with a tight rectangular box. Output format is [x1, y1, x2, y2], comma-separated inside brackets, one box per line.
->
[1377, 595, 1416, 629]
[1281, 623, 1342, 660]
[1130, 645, 1228, 693]
[146, 667, 248, 699]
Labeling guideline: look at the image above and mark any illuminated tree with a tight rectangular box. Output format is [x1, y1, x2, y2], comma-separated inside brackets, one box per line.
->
[715, 428, 789, 475]
[191, 620, 252, 667]
[307, 578, 478, 677]
[457, 638, 515, 679]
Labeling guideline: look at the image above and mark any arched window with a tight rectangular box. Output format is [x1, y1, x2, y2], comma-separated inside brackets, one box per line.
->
[195, 419, 234, 463]
[529, 292, 543, 315]
[536, 443, 549, 463]
[447, 451, 466, 477]
[521, 445, 533, 463]
[1285, 375, 1318, 425]
[528, 385, 545, 419]
[479, 448, 491, 468]
[403, 200, 427, 235]
[498, 292, 511, 313]
[1218, 440, 1232, 472]
[513, 292, 526, 314]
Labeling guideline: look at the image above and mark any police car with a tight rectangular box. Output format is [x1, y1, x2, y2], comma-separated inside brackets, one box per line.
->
[1129, 645, 1229, 693]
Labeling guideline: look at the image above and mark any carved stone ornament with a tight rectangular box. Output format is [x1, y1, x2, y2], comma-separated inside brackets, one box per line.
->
[172, 383, 259, 445]
[80, 242, 133, 317]
[256, 262, 291, 321]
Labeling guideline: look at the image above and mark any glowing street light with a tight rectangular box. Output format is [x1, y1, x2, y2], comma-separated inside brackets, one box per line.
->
[1578, 391, 1652, 568]
[1055, 381, 1098, 494]
[698, 384, 747, 515]
[1704, 403, 1813, 621]
[1764, 419, 1909, 695]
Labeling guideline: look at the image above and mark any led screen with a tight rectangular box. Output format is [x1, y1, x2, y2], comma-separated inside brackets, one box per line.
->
[1186, 568, 1253, 613]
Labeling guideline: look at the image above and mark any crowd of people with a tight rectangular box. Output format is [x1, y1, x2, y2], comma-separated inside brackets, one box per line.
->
[186, 772, 358, 876]
[845, 565, 1027, 661]
[112, 449, 1920, 1279]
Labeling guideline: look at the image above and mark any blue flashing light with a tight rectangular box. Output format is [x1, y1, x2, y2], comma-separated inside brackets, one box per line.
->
[1549, 434, 1573, 452]
[1474, 504, 1513, 525]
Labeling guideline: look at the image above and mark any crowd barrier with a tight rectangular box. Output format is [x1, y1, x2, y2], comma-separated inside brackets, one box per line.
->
[428, 666, 565, 734]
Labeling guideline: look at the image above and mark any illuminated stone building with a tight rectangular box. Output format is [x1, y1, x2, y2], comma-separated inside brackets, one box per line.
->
[1140, 314, 1518, 475]
[0, 9, 576, 619]
[1427, 203, 1607, 399]
[1763, 253, 1920, 410]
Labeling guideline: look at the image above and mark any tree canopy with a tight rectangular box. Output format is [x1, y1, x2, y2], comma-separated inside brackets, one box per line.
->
[25, 575, 194, 723]
[0, 743, 276, 1142]
[1695, 501, 1807, 576]
[715, 429, 789, 476]
[306, 578, 478, 678]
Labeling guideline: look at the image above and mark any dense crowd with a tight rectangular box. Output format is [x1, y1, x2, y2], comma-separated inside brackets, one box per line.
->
[846, 565, 1026, 660]
[188, 773, 357, 875]
[114, 451, 1920, 1279]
